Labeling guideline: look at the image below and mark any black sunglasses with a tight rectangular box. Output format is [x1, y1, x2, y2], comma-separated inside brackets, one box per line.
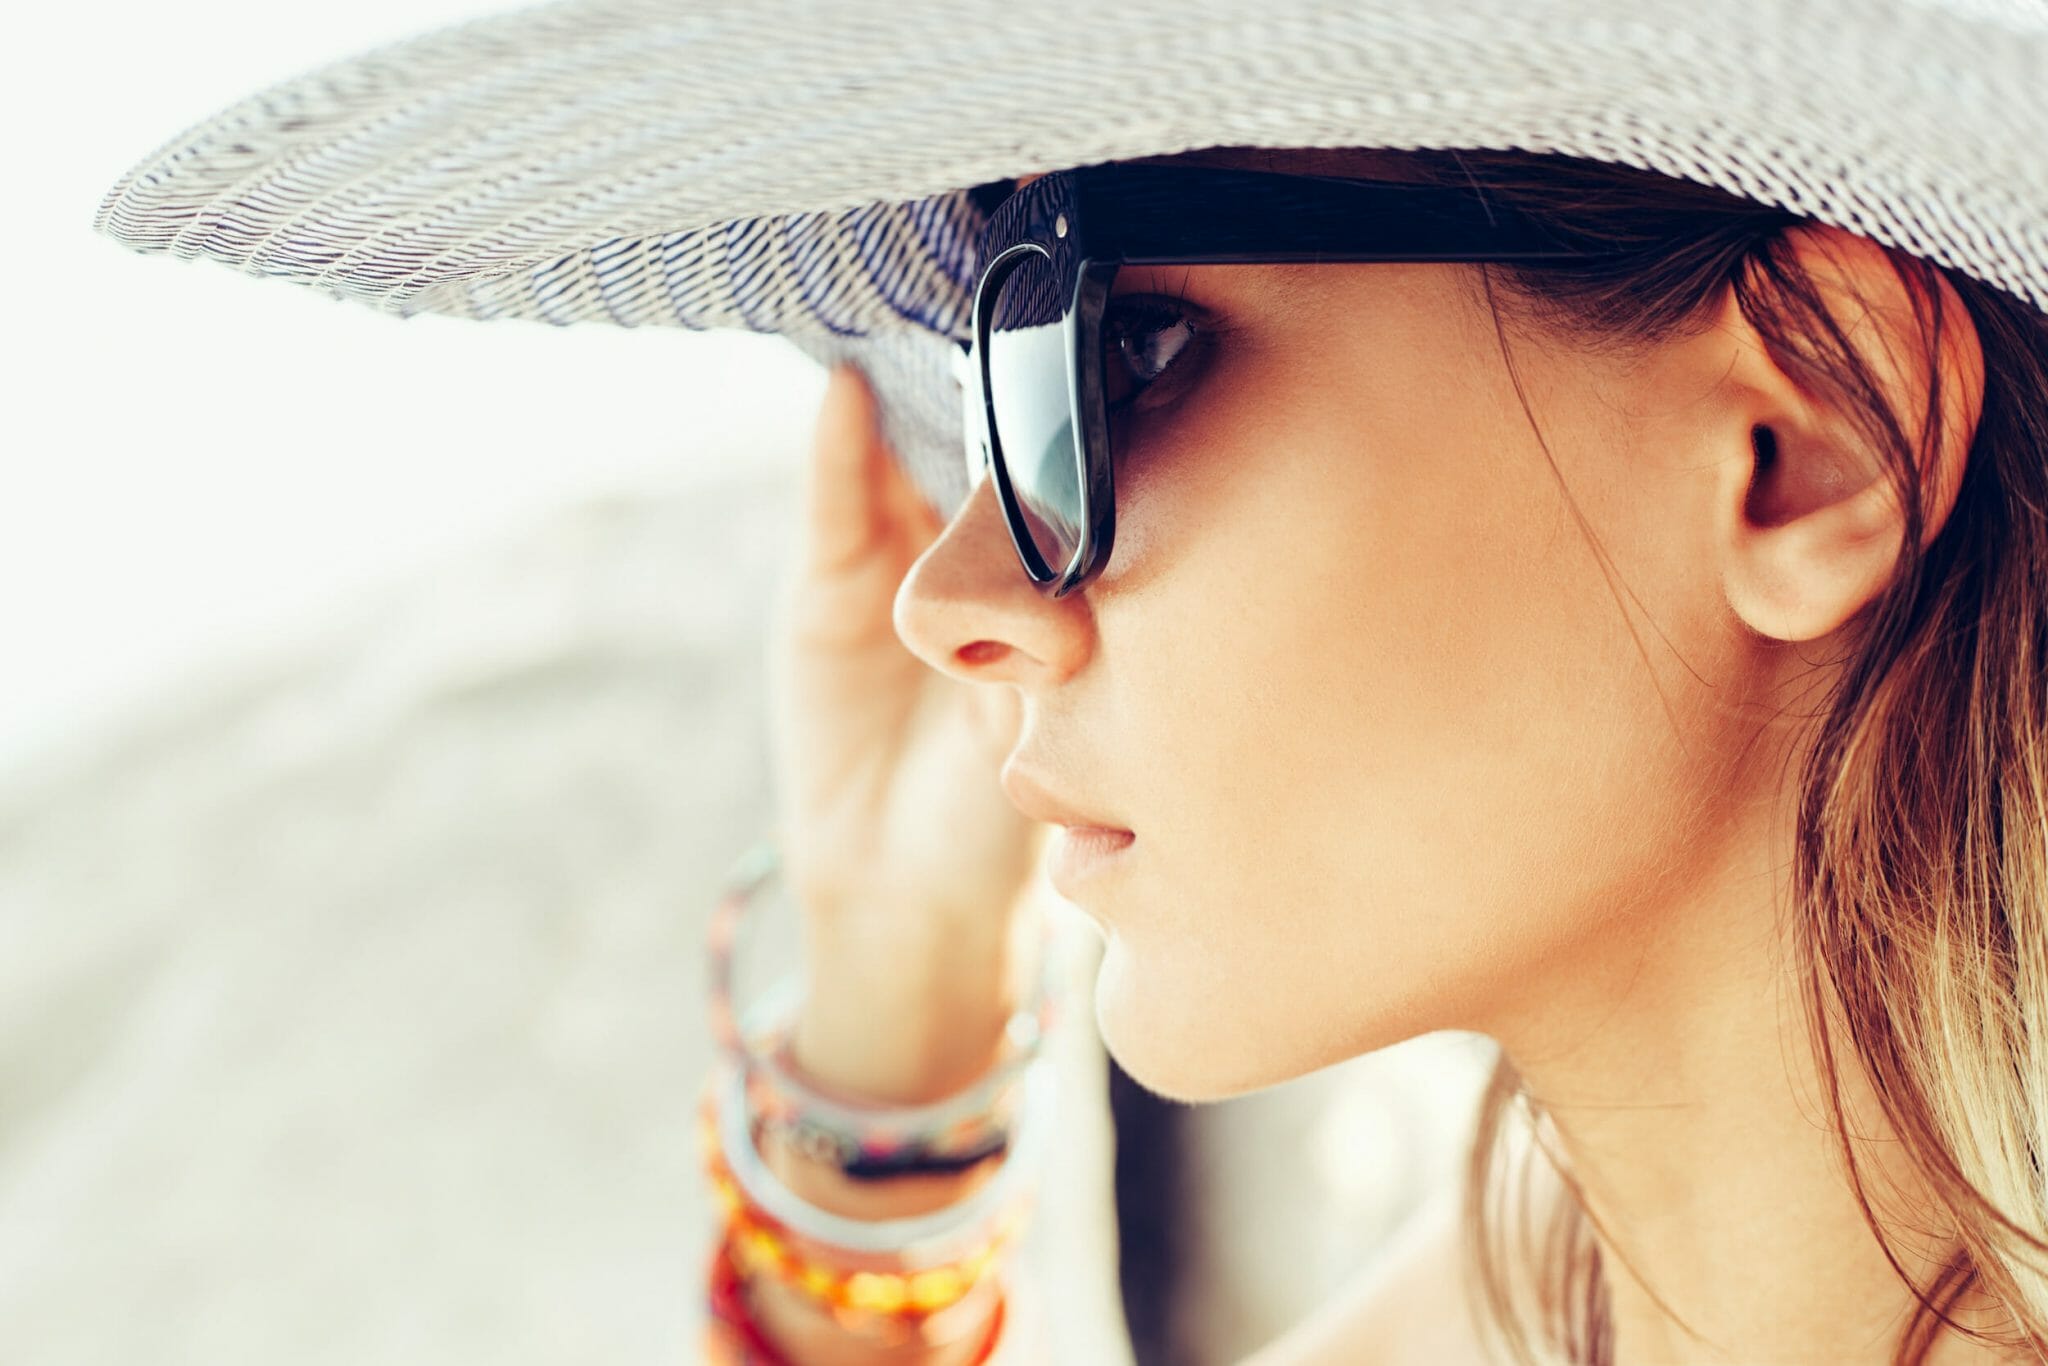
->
[955, 160, 1628, 597]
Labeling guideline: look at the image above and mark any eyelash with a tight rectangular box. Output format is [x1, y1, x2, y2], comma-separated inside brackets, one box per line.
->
[1140, 269, 1197, 311]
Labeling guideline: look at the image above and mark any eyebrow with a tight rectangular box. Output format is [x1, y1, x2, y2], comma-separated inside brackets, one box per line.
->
[1110, 259, 1319, 314]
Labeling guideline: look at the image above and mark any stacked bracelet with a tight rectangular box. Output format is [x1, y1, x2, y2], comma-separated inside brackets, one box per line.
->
[697, 985, 1056, 1352]
[707, 837, 1059, 1182]
[702, 1217, 1010, 1365]
[736, 976, 1036, 1180]
[710, 999, 1056, 1248]
[697, 835, 1061, 1359]
[697, 1056, 1048, 1344]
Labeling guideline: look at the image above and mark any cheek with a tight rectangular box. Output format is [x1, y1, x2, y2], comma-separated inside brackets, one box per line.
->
[1083, 322, 1734, 1095]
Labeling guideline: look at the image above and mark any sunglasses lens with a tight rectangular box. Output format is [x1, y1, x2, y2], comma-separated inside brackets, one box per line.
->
[987, 251, 1085, 577]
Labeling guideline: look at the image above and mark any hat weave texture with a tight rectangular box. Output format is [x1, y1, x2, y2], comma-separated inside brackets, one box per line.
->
[94, 0, 2048, 507]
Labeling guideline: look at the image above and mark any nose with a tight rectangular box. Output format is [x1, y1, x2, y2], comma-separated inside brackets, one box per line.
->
[892, 472, 1095, 689]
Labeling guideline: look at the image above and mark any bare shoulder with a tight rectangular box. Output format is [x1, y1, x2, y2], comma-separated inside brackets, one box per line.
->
[1236, 1190, 1494, 1366]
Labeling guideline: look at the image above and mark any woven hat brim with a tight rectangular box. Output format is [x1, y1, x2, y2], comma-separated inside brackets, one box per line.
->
[93, 0, 2048, 508]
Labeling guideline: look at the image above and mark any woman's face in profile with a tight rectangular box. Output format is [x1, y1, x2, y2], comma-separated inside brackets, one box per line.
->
[892, 149, 1802, 1102]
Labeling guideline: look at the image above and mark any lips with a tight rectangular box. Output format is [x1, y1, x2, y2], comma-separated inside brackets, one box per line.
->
[998, 760, 1131, 834]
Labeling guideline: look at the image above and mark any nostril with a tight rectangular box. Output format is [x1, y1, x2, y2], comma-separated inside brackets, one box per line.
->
[958, 640, 1004, 666]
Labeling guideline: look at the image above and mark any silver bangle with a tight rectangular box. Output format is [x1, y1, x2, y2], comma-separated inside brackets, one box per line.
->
[708, 836, 1060, 1181]
[741, 972, 1045, 1176]
[712, 1027, 1057, 1259]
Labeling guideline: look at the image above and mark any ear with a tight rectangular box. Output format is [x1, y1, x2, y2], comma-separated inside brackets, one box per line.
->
[1710, 224, 1986, 645]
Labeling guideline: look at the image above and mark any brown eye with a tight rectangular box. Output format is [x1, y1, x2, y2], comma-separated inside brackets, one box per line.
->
[1101, 295, 1206, 412]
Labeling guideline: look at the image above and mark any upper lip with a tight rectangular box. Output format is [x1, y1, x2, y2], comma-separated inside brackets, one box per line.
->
[999, 761, 1130, 832]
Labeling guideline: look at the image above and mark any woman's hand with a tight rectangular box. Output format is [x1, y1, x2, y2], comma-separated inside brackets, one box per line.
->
[764, 362, 1048, 1105]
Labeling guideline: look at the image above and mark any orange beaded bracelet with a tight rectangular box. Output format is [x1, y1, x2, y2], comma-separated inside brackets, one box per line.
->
[702, 1217, 1012, 1365]
[695, 1067, 1035, 1347]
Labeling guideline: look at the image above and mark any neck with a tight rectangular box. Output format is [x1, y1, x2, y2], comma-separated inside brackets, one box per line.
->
[1481, 793, 2015, 1365]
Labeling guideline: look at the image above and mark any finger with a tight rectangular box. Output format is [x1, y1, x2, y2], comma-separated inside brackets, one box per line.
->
[852, 377, 945, 542]
[877, 441, 947, 542]
[801, 363, 887, 572]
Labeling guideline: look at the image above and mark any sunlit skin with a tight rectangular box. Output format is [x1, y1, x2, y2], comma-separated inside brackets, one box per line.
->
[889, 147, 2011, 1363]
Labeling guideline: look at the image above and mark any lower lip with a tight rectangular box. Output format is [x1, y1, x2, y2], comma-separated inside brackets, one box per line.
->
[1048, 826, 1135, 896]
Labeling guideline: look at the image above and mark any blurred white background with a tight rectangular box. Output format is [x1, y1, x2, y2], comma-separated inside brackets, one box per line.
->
[2, 0, 822, 777]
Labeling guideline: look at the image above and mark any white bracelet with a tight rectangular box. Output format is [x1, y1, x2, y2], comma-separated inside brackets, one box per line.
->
[712, 1016, 1057, 1259]
[742, 972, 1046, 1172]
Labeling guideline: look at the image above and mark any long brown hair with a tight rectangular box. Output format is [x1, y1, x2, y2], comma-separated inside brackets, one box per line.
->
[1373, 147, 2048, 1364]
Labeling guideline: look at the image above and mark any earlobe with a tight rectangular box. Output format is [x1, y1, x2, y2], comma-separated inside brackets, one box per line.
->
[1723, 463, 1906, 643]
[1711, 224, 1985, 646]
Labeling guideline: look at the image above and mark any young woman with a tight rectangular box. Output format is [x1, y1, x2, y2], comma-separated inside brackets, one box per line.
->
[757, 144, 2047, 1365]
[92, 4, 2046, 1360]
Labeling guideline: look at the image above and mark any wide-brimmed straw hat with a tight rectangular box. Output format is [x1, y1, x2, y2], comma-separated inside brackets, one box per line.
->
[94, 0, 2047, 512]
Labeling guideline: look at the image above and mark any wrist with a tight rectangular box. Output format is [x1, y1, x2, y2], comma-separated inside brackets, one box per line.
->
[788, 984, 1016, 1107]
[792, 912, 1039, 1105]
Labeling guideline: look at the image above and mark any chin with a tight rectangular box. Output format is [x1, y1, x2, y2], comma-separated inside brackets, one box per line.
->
[1089, 934, 1276, 1106]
